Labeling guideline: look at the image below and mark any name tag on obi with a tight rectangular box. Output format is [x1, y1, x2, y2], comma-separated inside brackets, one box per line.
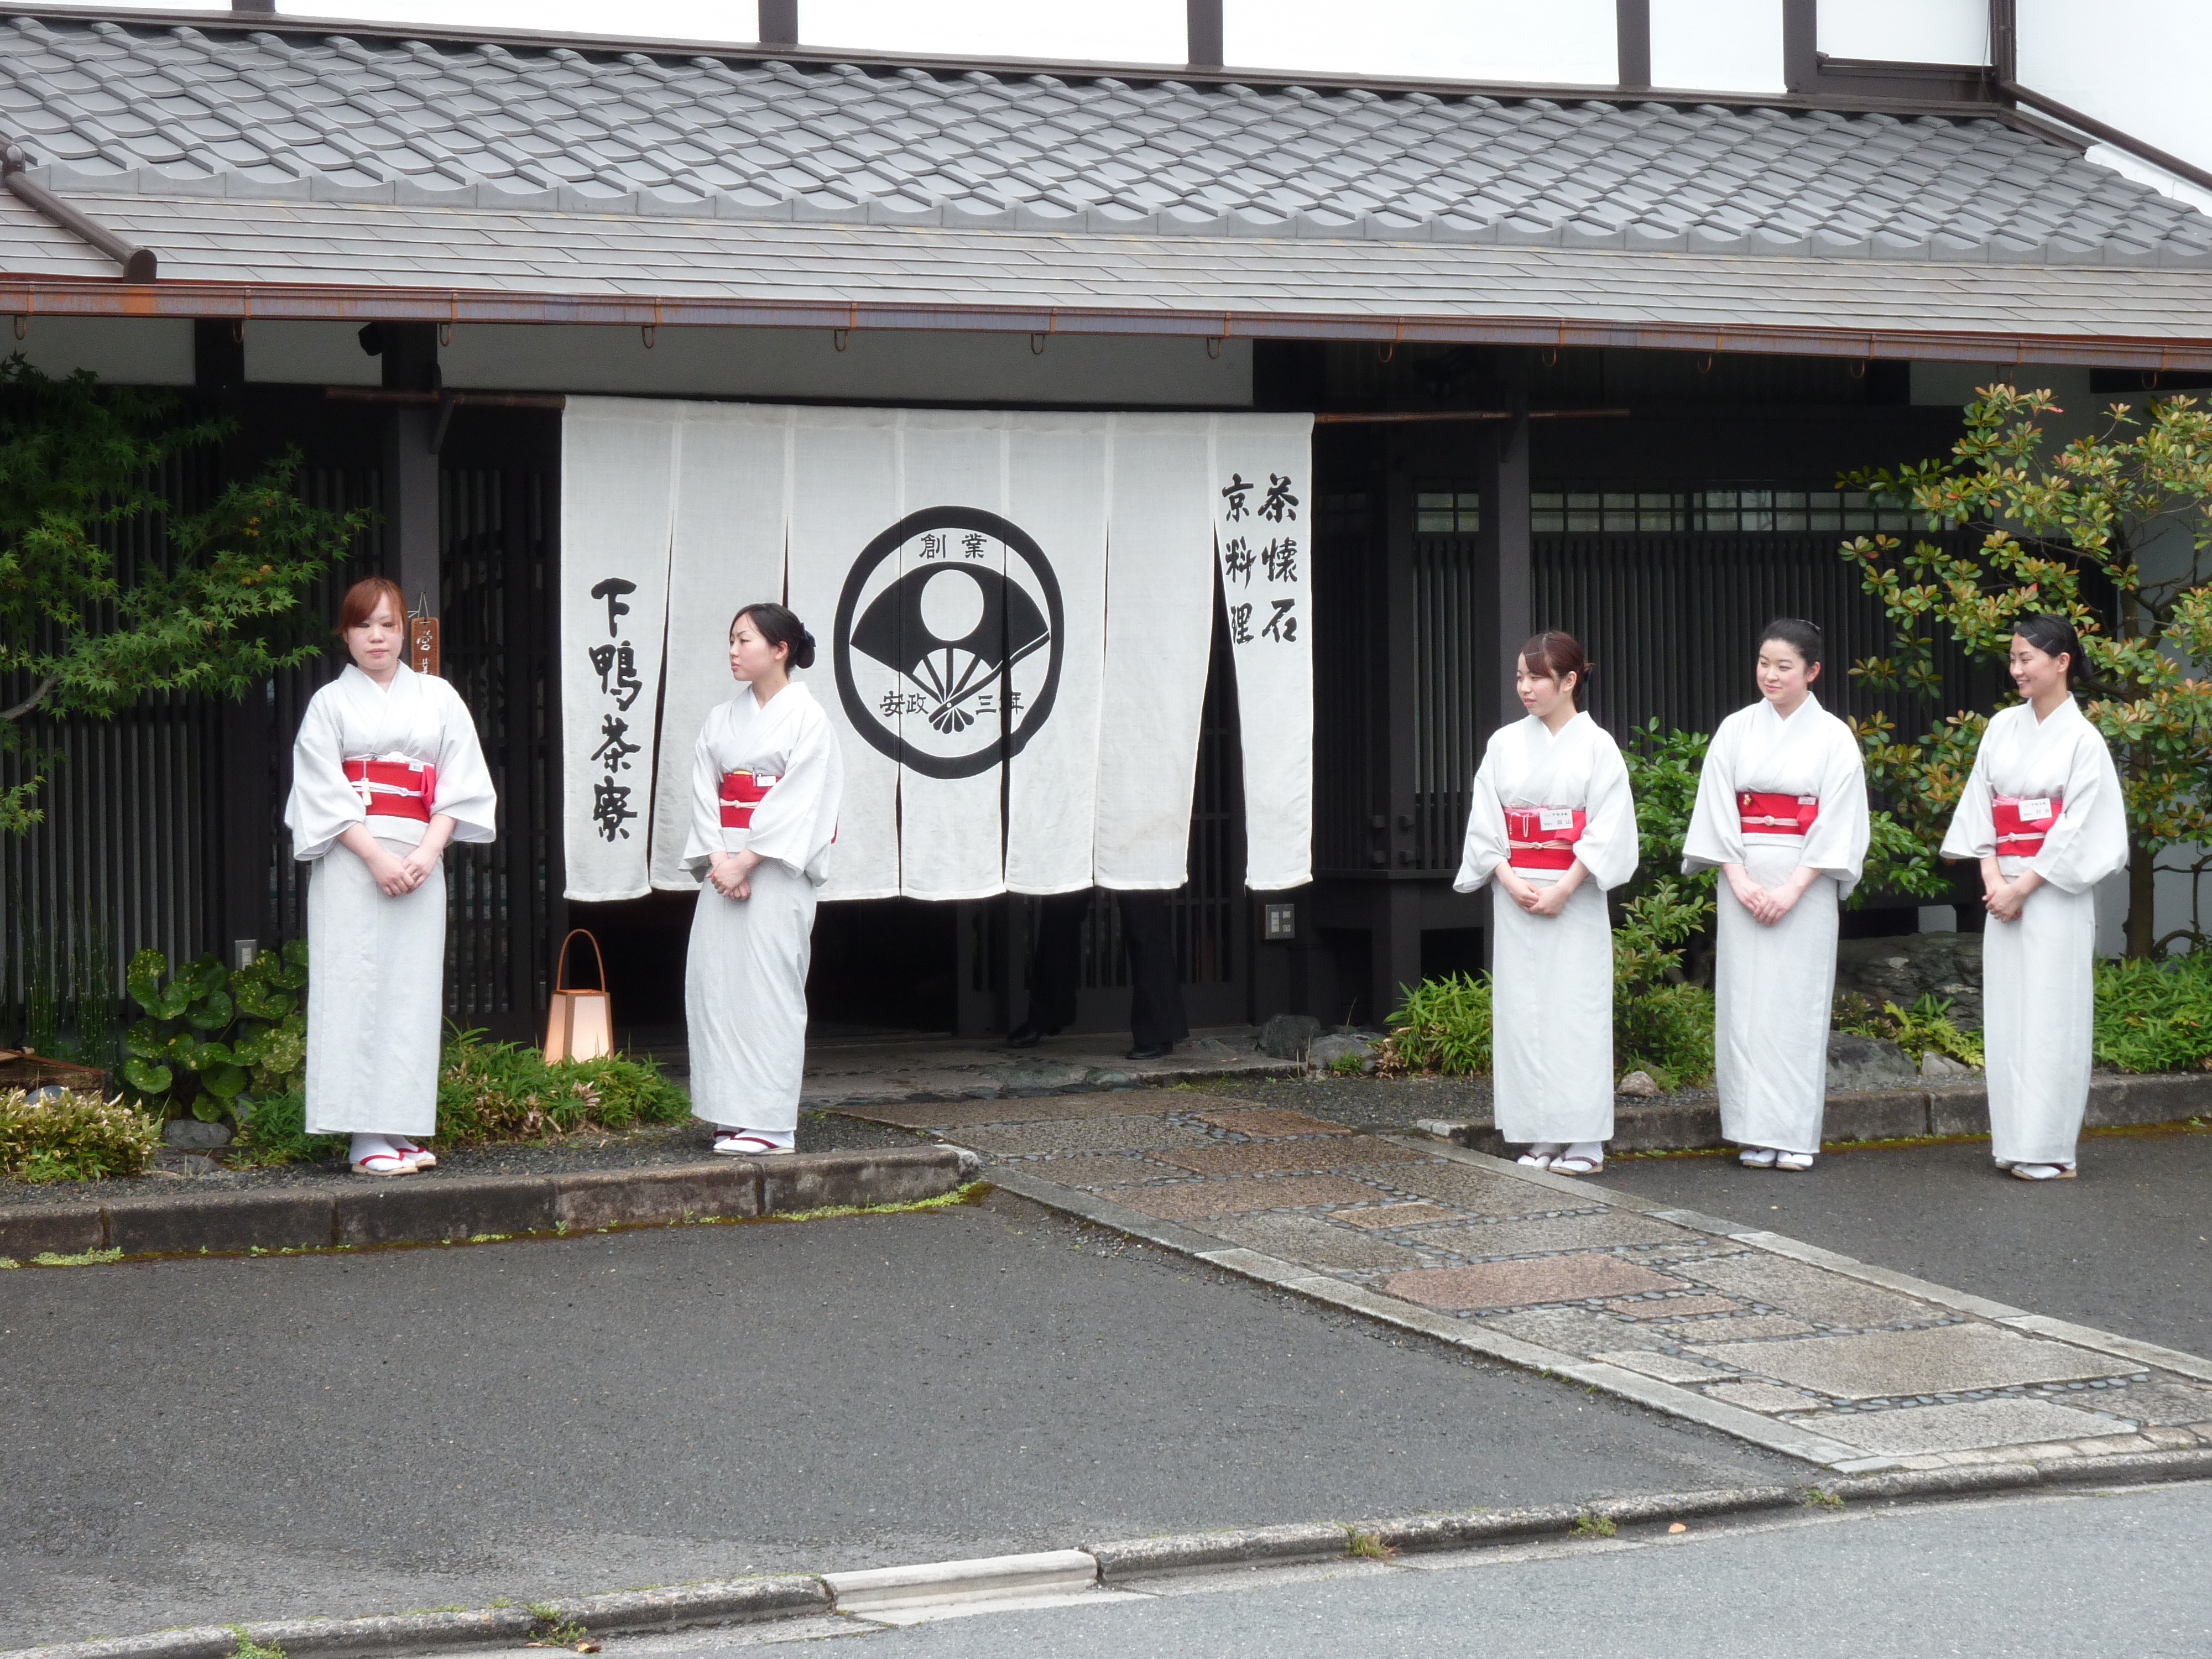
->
[2019, 796, 2052, 823]
[1538, 807, 1575, 832]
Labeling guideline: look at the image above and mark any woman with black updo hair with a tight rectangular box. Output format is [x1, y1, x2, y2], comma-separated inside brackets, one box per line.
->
[1940, 614, 2126, 1180]
[1683, 619, 1869, 1172]
[681, 602, 844, 1155]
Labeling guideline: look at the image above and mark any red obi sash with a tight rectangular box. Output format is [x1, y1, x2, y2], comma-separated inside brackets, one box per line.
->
[719, 768, 779, 830]
[1504, 806, 1586, 871]
[344, 758, 436, 823]
[1739, 791, 1819, 837]
[1992, 792, 2063, 857]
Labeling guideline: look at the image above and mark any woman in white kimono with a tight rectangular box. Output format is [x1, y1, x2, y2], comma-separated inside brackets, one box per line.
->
[1684, 619, 1869, 1171]
[682, 603, 844, 1155]
[1940, 614, 2127, 1180]
[1455, 633, 1638, 1176]
[285, 577, 498, 1176]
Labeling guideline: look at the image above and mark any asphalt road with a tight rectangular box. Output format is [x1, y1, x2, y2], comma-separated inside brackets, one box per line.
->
[0, 1191, 1801, 1649]
[1592, 1124, 2212, 1358]
[745, 1480, 2212, 1659]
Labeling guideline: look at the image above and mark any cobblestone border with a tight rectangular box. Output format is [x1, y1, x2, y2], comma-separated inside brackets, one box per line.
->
[0, 1148, 981, 1264]
[1431, 1070, 2211, 1156]
[13, 1454, 2212, 1659]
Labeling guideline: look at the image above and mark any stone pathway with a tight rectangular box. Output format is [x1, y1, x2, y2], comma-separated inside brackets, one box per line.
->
[838, 1093, 2212, 1474]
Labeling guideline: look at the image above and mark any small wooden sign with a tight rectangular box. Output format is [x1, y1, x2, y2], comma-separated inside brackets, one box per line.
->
[409, 613, 441, 676]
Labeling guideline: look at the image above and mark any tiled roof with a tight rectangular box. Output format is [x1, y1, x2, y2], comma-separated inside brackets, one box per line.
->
[9, 187, 2212, 372]
[3, 11, 2211, 269]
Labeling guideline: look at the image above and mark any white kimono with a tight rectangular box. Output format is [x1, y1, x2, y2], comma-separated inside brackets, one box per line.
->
[682, 680, 844, 1132]
[1455, 712, 1638, 1144]
[284, 664, 498, 1136]
[1684, 694, 1869, 1154]
[1939, 699, 2127, 1166]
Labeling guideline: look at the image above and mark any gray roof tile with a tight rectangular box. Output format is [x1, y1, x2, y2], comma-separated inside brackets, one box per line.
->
[2, 11, 2207, 268]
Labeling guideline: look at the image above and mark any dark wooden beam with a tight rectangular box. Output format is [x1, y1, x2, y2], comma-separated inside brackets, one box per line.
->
[1782, 0, 1818, 93]
[1187, 0, 1223, 70]
[1616, 0, 1651, 91]
[1990, 0, 2017, 83]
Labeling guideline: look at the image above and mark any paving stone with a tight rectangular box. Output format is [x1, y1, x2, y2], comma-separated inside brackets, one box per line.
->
[1591, 1349, 1735, 1383]
[957, 1115, 1211, 1156]
[1206, 1213, 1423, 1272]
[1688, 1324, 2136, 1399]
[1363, 1162, 1563, 1216]
[1018, 1153, 1173, 1190]
[1331, 1201, 1460, 1230]
[1478, 1306, 1661, 1354]
[1151, 1138, 1424, 1177]
[1797, 1398, 2138, 1456]
[1188, 1107, 1357, 1138]
[2106, 1381, 2212, 1426]
[1104, 1175, 1391, 1221]
[1603, 1293, 1745, 1319]
[1653, 1313, 1818, 1341]
[1382, 1253, 1684, 1311]
[1418, 1211, 1694, 1259]
[1669, 1251, 1948, 1328]
[1703, 1381, 1824, 1413]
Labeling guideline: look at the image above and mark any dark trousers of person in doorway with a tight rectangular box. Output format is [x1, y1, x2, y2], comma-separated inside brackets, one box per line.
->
[1011, 888, 1189, 1059]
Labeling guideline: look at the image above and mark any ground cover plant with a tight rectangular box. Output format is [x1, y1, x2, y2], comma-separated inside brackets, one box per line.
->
[0, 1086, 161, 1181]
[1833, 992, 1986, 1068]
[123, 943, 307, 1125]
[2091, 952, 2212, 1073]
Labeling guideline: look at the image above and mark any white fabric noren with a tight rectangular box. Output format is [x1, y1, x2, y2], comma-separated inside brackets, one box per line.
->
[562, 400, 1314, 901]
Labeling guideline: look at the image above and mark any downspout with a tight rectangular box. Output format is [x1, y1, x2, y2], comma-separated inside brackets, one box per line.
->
[2, 143, 158, 282]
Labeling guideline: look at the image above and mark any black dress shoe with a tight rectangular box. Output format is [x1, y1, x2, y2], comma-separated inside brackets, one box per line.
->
[1006, 1022, 1053, 1048]
[1126, 1042, 1173, 1061]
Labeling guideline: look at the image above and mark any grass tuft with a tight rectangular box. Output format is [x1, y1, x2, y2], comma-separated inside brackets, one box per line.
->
[1569, 1514, 1618, 1538]
[1, 1088, 163, 1181]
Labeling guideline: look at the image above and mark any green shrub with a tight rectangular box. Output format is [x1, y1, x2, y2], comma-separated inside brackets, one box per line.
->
[1833, 992, 1985, 1068]
[1387, 973, 1493, 1075]
[0, 1088, 162, 1182]
[123, 942, 308, 1126]
[435, 1028, 690, 1146]
[2093, 953, 2212, 1074]
[1616, 983, 1717, 1092]
[228, 1087, 345, 1168]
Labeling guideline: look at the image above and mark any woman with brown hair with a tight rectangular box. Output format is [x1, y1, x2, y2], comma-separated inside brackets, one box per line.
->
[1454, 632, 1638, 1176]
[681, 603, 844, 1155]
[284, 577, 498, 1176]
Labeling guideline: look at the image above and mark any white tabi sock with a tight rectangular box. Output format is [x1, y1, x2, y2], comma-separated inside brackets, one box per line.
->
[349, 1133, 398, 1165]
[1562, 1141, 1603, 1166]
[717, 1125, 796, 1150]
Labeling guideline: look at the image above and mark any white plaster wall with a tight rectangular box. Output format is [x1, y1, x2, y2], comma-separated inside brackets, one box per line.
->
[2018, 0, 2212, 179]
[1223, 0, 1616, 85]
[1650, 0, 1786, 93]
[436, 325, 1254, 407]
[1818, 0, 1986, 64]
[9, 317, 194, 384]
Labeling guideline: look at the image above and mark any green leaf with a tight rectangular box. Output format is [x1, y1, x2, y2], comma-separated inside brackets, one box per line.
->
[122, 1058, 173, 1094]
[126, 948, 169, 1016]
[283, 937, 309, 971]
[125, 1018, 171, 1060]
[200, 1063, 248, 1100]
[186, 989, 235, 1032]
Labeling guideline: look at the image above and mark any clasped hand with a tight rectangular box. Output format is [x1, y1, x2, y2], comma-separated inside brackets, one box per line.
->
[1983, 875, 2032, 924]
[1496, 867, 1574, 917]
[709, 849, 762, 901]
[366, 844, 441, 899]
[1726, 863, 1810, 926]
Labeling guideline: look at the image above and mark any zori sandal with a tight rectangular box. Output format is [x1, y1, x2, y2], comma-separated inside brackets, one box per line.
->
[1550, 1154, 1603, 1177]
[2010, 1162, 2077, 1181]
[1775, 1151, 1816, 1172]
[351, 1151, 416, 1178]
[1739, 1146, 1778, 1168]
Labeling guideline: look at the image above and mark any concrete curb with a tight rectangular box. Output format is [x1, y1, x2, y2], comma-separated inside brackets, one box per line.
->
[14, 1453, 2212, 1659]
[0, 1148, 983, 1263]
[800, 1057, 1303, 1114]
[1432, 1070, 2211, 1156]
